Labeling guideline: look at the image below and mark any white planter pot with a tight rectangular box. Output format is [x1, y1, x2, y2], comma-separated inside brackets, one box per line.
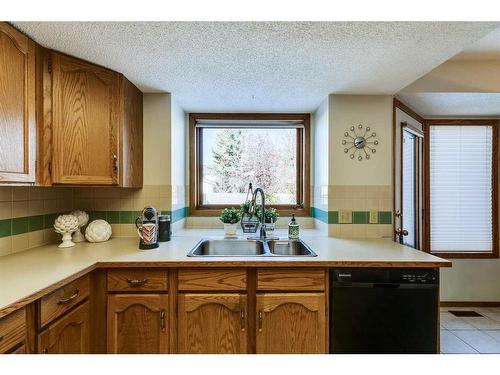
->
[265, 222, 275, 236]
[224, 223, 238, 237]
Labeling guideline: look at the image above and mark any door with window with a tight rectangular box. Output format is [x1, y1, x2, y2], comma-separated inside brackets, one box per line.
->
[394, 102, 424, 249]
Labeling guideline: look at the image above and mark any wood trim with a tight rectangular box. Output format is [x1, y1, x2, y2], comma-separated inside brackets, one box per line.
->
[424, 119, 499, 259]
[189, 113, 311, 217]
[440, 301, 500, 307]
[393, 98, 425, 246]
[394, 98, 424, 123]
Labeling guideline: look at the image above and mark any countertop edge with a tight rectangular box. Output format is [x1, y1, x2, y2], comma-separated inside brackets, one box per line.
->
[0, 257, 450, 319]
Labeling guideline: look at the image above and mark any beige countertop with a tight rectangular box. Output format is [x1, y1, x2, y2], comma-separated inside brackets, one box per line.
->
[0, 228, 450, 317]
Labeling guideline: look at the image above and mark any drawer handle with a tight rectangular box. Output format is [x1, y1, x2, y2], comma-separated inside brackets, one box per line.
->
[160, 310, 166, 332]
[126, 278, 149, 287]
[258, 310, 263, 332]
[240, 309, 246, 331]
[57, 289, 80, 305]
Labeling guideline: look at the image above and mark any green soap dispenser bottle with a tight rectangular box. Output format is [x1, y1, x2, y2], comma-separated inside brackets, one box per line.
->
[288, 214, 299, 239]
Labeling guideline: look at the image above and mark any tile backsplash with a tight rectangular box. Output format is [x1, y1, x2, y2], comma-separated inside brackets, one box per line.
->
[0, 186, 74, 256]
[0, 185, 188, 257]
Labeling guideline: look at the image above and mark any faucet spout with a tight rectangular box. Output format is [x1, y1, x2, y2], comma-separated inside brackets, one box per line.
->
[253, 187, 266, 239]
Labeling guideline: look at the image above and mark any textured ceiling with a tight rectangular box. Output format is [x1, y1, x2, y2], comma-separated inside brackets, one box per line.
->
[397, 93, 500, 117]
[454, 27, 500, 60]
[12, 22, 500, 112]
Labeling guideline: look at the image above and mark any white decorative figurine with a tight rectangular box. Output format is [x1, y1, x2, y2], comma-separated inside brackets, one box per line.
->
[70, 209, 89, 243]
[54, 214, 79, 248]
[85, 219, 112, 243]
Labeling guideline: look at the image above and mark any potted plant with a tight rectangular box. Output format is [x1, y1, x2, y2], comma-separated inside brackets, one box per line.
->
[257, 207, 279, 236]
[220, 207, 242, 237]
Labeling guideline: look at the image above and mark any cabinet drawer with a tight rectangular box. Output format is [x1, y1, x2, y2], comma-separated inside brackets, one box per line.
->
[257, 269, 326, 291]
[178, 269, 246, 291]
[107, 269, 168, 292]
[0, 308, 26, 353]
[39, 275, 90, 327]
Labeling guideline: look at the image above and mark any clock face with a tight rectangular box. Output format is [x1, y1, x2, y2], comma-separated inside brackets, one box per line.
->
[354, 137, 366, 149]
[342, 124, 379, 161]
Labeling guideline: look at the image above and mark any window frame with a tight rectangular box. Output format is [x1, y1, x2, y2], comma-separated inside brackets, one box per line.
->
[423, 119, 499, 259]
[189, 113, 311, 217]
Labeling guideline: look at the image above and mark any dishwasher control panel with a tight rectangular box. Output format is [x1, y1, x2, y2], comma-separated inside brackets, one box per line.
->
[332, 268, 439, 285]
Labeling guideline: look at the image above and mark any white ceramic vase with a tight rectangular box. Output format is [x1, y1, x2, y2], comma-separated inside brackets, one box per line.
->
[85, 219, 112, 242]
[53, 214, 79, 248]
[71, 209, 89, 243]
[224, 223, 238, 237]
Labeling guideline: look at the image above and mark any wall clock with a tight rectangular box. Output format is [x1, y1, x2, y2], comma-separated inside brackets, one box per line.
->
[342, 124, 379, 161]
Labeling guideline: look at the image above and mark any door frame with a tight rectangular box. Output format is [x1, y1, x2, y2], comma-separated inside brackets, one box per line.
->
[393, 98, 425, 249]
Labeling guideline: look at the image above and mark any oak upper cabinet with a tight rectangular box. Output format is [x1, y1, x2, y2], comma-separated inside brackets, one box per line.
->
[38, 302, 90, 354]
[107, 294, 169, 354]
[36, 48, 143, 187]
[0, 23, 36, 183]
[256, 293, 326, 354]
[178, 293, 247, 354]
[51, 52, 120, 185]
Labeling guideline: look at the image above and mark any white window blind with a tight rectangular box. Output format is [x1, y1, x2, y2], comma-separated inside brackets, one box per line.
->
[429, 125, 493, 252]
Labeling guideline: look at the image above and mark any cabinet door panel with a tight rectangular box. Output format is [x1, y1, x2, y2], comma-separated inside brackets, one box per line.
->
[38, 301, 90, 354]
[107, 294, 168, 354]
[178, 294, 247, 354]
[256, 293, 326, 354]
[0, 23, 36, 183]
[52, 53, 119, 185]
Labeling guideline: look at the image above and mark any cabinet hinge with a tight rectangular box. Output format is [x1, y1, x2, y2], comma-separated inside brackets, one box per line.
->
[48, 162, 52, 175]
[47, 58, 52, 74]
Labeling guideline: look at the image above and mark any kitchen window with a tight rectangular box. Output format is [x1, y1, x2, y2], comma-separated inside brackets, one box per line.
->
[425, 120, 499, 258]
[189, 113, 310, 216]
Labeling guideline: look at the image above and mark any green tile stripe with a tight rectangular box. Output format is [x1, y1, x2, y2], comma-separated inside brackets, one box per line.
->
[311, 208, 392, 225]
[0, 213, 66, 238]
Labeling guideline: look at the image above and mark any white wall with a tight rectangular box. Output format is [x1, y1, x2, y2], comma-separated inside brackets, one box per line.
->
[313, 97, 329, 189]
[330, 95, 392, 186]
[143, 93, 172, 185]
[400, 60, 500, 93]
[170, 96, 186, 188]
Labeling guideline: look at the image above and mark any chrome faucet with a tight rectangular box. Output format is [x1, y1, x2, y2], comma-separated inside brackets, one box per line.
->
[253, 187, 267, 239]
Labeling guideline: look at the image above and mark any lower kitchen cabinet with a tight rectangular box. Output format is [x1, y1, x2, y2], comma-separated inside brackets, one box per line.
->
[107, 294, 168, 354]
[178, 293, 247, 354]
[256, 293, 327, 354]
[38, 301, 90, 354]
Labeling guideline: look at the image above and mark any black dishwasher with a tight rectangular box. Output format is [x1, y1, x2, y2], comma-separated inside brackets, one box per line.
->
[330, 268, 439, 354]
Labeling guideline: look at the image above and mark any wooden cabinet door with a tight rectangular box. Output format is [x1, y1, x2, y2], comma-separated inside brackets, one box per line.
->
[178, 294, 247, 354]
[51, 52, 120, 185]
[107, 294, 168, 354]
[38, 301, 90, 354]
[0, 23, 36, 183]
[256, 293, 326, 354]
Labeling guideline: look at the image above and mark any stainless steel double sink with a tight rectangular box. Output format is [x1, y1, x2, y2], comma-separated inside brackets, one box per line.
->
[187, 238, 317, 257]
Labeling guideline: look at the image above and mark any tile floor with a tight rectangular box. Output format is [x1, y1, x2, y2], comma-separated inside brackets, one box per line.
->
[440, 307, 500, 354]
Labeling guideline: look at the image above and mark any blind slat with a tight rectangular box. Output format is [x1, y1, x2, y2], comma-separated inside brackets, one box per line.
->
[430, 125, 493, 252]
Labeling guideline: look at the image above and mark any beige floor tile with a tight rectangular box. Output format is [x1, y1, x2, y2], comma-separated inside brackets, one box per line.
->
[452, 330, 500, 353]
[440, 313, 476, 330]
[0, 237, 12, 256]
[462, 317, 500, 330]
[440, 330, 478, 354]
